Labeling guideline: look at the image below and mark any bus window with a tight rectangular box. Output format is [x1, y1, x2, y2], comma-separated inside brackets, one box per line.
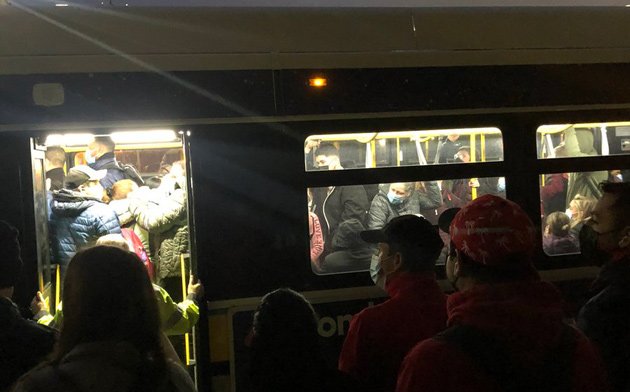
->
[308, 176, 506, 275]
[539, 169, 625, 257]
[304, 127, 503, 171]
[537, 122, 630, 160]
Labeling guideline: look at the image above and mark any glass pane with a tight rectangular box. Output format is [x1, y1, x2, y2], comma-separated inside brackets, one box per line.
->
[537, 122, 630, 160]
[539, 169, 627, 256]
[305, 128, 503, 171]
[308, 176, 506, 275]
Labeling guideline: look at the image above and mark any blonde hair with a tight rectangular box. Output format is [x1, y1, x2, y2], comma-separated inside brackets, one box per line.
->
[569, 195, 597, 227]
[110, 179, 138, 200]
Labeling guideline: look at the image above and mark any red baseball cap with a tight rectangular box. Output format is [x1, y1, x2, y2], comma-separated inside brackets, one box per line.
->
[450, 195, 536, 266]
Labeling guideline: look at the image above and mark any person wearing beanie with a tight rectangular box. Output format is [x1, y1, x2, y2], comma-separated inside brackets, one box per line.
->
[0, 221, 56, 391]
[339, 215, 446, 392]
[396, 195, 607, 392]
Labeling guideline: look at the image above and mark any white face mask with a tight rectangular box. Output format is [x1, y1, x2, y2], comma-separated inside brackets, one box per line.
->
[85, 149, 96, 165]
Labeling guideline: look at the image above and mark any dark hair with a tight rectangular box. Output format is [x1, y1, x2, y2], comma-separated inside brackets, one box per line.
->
[55, 246, 171, 391]
[45, 146, 66, 167]
[546, 212, 571, 236]
[0, 221, 21, 289]
[249, 288, 326, 392]
[389, 241, 442, 273]
[456, 251, 539, 284]
[93, 136, 115, 152]
[314, 142, 339, 158]
[145, 176, 163, 189]
[600, 181, 630, 228]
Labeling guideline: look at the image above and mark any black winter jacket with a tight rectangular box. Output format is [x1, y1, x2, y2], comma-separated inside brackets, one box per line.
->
[577, 258, 630, 392]
[367, 182, 442, 230]
[0, 297, 56, 391]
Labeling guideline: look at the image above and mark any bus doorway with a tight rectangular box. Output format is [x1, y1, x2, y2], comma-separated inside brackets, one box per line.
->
[31, 129, 200, 383]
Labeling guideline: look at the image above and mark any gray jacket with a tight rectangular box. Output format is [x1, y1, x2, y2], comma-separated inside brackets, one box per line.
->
[367, 182, 442, 229]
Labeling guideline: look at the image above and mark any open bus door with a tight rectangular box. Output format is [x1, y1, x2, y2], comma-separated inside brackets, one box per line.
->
[30, 139, 55, 315]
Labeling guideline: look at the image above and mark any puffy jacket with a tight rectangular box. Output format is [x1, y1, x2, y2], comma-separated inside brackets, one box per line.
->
[312, 185, 369, 253]
[0, 297, 56, 391]
[367, 183, 441, 230]
[339, 273, 447, 392]
[12, 341, 195, 392]
[49, 190, 121, 268]
[397, 281, 608, 392]
[578, 257, 630, 392]
[130, 188, 188, 280]
[89, 152, 130, 191]
[563, 127, 608, 204]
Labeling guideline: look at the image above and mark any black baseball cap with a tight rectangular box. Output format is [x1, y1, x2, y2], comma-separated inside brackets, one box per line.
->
[360, 215, 443, 250]
[438, 207, 461, 234]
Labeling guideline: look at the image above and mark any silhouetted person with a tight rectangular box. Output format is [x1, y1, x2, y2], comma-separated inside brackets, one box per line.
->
[13, 246, 195, 392]
[578, 181, 630, 392]
[85, 136, 143, 190]
[247, 288, 351, 392]
[0, 221, 55, 391]
[45, 146, 66, 192]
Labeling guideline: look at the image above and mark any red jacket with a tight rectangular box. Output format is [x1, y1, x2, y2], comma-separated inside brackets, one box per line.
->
[339, 273, 447, 392]
[396, 281, 608, 392]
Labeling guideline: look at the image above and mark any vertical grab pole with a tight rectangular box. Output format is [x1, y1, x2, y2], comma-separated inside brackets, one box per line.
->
[396, 137, 401, 166]
[55, 264, 60, 310]
[470, 133, 478, 200]
[181, 254, 191, 366]
[370, 140, 377, 168]
[481, 133, 486, 162]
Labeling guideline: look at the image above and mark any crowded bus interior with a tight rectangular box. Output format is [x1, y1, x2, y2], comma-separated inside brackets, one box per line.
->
[1, 4, 630, 392]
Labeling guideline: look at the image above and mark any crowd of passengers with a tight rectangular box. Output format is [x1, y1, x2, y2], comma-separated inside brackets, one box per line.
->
[0, 131, 628, 391]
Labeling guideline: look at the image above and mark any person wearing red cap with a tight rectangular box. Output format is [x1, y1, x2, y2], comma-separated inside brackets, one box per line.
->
[396, 195, 607, 392]
[338, 215, 446, 392]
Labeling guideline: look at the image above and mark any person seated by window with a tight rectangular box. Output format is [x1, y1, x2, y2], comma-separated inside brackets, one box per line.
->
[543, 212, 579, 256]
[246, 288, 352, 392]
[14, 246, 196, 392]
[321, 219, 372, 273]
[568, 194, 597, 238]
[367, 182, 441, 230]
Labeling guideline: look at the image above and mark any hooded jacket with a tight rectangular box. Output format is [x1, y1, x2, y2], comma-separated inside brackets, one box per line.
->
[12, 341, 195, 392]
[339, 273, 447, 392]
[0, 297, 56, 391]
[397, 281, 607, 392]
[542, 233, 580, 256]
[109, 198, 151, 256]
[49, 190, 121, 267]
[578, 257, 630, 392]
[367, 183, 442, 230]
[129, 187, 188, 281]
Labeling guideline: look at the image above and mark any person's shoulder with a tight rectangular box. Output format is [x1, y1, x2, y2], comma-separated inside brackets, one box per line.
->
[12, 364, 59, 392]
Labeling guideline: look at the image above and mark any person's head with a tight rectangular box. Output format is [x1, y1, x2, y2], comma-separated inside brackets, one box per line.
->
[314, 142, 342, 170]
[110, 179, 138, 201]
[554, 143, 567, 158]
[45, 146, 66, 171]
[447, 195, 539, 290]
[96, 234, 131, 251]
[159, 149, 184, 175]
[85, 136, 115, 164]
[582, 182, 630, 259]
[569, 195, 596, 224]
[361, 215, 444, 286]
[455, 146, 471, 163]
[545, 212, 571, 237]
[56, 246, 162, 363]
[144, 176, 162, 189]
[447, 134, 460, 142]
[0, 221, 21, 298]
[63, 165, 106, 200]
[387, 182, 415, 205]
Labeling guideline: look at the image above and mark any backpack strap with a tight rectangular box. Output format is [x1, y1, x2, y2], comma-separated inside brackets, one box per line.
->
[435, 324, 576, 392]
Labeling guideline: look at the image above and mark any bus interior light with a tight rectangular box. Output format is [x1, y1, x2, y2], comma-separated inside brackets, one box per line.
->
[309, 77, 327, 88]
[110, 130, 177, 144]
[45, 133, 94, 147]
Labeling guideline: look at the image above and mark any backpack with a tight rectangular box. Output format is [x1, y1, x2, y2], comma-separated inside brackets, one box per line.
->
[121, 228, 154, 280]
[100, 160, 145, 186]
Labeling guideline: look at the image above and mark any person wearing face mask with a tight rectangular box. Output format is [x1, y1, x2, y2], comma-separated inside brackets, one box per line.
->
[577, 181, 630, 392]
[338, 215, 446, 392]
[396, 195, 607, 392]
[311, 143, 369, 255]
[367, 182, 442, 230]
[85, 136, 144, 191]
[48, 165, 122, 272]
